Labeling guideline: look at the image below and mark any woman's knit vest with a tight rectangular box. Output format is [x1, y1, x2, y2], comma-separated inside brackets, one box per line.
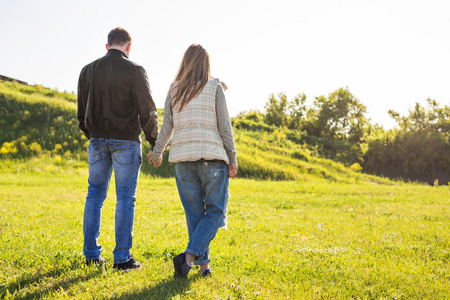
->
[168, 79, 230, 164]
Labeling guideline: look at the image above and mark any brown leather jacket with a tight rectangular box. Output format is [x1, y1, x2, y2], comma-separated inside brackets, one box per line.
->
[77, 49, 158, 147]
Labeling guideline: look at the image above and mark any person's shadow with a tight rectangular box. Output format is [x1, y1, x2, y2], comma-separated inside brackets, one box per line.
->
[113, 276, 195, 300]
[0, 261, 102, 299]
[0, 252, 199, 300]
[1, 263, 195, 300]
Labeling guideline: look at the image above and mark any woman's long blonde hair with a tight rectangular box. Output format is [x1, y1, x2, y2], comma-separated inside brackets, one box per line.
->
[170, 44, 210, 112]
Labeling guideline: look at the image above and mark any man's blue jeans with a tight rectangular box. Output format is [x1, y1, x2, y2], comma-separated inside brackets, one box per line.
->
[83, 138, 142, 264]
[174, 160, 230, 265]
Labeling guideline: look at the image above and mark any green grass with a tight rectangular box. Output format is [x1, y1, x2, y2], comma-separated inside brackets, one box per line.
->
[1, 164, 449, 299]
[1, 78, 449, 299]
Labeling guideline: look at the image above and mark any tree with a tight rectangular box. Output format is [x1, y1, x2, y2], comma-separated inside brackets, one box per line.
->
[389, 98, 450, 132]
[305, 88, 368, 142]
[264, 93, 288, 127]
[287, 93, 307, 130]
[366, 98, 450, 184]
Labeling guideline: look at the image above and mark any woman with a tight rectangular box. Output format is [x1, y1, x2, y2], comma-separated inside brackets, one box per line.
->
[149, 44, 238, 278]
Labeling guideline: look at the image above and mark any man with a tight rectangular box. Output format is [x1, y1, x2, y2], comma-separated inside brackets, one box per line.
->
[77, 27, 158, 271]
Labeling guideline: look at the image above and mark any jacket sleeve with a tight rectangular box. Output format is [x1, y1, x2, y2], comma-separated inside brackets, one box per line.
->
[151, 95, 174, 161]
[131, 66, 159, 148]
[216, 84, 237, 164]
[77, 67, 90, 139]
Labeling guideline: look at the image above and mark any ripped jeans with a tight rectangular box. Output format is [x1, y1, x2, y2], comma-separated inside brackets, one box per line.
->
[174, 160, 230, 265]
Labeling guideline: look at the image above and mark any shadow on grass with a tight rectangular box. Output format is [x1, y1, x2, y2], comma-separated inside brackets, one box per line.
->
[1, 263, 197, 300]
[0, 262, 104, 299]
[112, 276, 195, 300]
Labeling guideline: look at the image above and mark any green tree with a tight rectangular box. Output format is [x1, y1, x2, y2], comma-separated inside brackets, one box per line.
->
[264, 93, 288, 127]
[287, 93, 307, 130]
[305, 88, 368, 142]
[366, 99, 450, 184]
[389, 98, 450, 132]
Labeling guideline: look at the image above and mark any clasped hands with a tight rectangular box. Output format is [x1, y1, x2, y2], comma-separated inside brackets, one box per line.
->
[148, 150, 162, 168]
[148, 151, 238, 178]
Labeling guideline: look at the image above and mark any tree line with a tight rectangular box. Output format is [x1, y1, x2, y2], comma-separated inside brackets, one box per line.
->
[232, 88, 450, 185]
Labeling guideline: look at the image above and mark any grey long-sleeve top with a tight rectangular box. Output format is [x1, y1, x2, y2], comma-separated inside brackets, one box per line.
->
[151, 84, 237, 165]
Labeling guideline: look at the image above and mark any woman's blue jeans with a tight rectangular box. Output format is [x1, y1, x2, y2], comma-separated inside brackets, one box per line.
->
[83, 138, 142, 264]
[174, 160, 230, 265]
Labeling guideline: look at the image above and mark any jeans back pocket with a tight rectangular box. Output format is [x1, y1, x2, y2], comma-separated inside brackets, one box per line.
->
[88, 141, 102, 165]
[110, 141, 139, 166]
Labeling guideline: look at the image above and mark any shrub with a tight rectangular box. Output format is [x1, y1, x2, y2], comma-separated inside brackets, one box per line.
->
[350, 162, 363, 173]
[0, 141, 18, 155]
[29, 142, 42, 154]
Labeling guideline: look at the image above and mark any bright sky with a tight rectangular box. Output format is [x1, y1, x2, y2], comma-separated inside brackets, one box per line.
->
[1, 0, 449, 129]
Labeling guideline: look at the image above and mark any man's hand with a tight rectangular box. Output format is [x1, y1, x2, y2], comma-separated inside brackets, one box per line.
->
[228, 163, 238, 178]
[147, 151, 153, 164]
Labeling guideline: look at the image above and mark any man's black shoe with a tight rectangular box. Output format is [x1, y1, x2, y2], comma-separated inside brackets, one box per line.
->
[113, 256, 141, 272]
[86, 256, 106, 266]
[173, 252, 192, 278]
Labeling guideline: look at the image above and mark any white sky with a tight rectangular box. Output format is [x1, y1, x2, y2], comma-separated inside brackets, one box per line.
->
[1, 0, 449, 129]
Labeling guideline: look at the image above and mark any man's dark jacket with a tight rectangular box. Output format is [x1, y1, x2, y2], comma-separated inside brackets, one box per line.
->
[77, 49, 158, 147]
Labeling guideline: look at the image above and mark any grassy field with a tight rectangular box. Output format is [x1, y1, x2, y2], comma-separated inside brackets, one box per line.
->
[1, 80, 449, 299]
[1, 163, 449, 299]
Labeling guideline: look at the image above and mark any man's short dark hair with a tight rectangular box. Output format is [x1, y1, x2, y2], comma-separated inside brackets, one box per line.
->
[107, 27, 132, 46]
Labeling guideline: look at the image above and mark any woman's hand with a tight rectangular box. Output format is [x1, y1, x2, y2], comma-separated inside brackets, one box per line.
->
[148, 151, 163, 168]
[228, 163, 238, 178]
[153, 157, 162, 168]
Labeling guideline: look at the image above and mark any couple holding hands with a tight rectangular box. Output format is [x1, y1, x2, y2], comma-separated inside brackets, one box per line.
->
[77, 27, 237, 278]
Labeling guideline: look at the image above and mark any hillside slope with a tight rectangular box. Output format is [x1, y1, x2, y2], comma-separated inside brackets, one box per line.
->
[0, 80, 81, 155]
[0, 79, 392, 183]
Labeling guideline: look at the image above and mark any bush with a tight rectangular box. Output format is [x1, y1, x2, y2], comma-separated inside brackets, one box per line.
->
[350, 163, 363, 173]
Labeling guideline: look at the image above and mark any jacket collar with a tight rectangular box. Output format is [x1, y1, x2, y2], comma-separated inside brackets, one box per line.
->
[107, 48, 128, 59]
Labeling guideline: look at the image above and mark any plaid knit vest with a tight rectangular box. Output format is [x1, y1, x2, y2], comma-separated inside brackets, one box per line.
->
[168, 79, 230, 164]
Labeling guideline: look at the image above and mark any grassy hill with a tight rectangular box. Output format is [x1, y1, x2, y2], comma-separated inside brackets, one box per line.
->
[0, 81, 81, 155]
[0, 79, 390, 184]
